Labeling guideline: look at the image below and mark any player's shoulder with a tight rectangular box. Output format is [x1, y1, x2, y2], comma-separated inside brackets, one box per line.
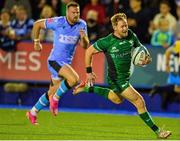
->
[47, 16, 65, 24]
[78, 18, 87, 26]
[128, 29, 134, 36]
[95, 34, 112, 46]
[55, 16, 65, 22]
[99, 34, 112, 41]
[128, 29, 138, 39]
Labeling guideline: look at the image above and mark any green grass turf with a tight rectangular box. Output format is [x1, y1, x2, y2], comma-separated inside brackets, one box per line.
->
[0, 108, 179, 140]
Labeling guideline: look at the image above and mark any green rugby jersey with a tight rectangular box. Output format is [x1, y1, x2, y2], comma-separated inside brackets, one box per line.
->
[93, 29, 142, 83]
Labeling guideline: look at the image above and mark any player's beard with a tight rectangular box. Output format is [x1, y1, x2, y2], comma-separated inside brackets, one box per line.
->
[121, 31, 128, 37]
[73, 16, 79, 23]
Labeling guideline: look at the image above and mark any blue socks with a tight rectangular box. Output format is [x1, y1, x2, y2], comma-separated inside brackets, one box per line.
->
[54, 80, 70, 98]
[34, 93, 49, 112]
[31, 80, 71, 114]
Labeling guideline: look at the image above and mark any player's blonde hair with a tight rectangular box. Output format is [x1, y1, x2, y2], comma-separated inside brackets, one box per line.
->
[110, 13, 127, 28]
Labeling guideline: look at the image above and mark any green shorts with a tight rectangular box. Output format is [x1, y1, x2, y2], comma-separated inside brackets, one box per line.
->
[108, 77, 130, 94]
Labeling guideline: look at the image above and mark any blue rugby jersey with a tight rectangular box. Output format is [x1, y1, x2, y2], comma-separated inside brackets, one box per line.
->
[45, 16, 87, 64]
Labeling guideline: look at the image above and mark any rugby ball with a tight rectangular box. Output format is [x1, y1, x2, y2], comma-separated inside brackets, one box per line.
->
[132, 46, 150, 66]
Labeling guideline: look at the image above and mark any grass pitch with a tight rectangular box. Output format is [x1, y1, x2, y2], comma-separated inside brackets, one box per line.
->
[0, 108, 179, 140]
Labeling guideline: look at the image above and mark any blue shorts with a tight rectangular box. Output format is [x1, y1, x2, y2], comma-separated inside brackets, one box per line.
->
[47, 60, 68, 80]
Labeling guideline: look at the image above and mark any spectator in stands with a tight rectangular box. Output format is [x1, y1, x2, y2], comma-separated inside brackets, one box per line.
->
[39, 5, 56, 42]
[76, 0, 89, 11]
[30, 0, 47, 20]
[149, 0, 176, 34]
[4, 0, 32, 19]
[100, 0, 113, 22]
[143, 0, 159, 17]
[126, 0, 152, 43]
[114, 0, 129, 14]
[0, 9, 16, 51]
[0, 0, 5, 12]
[151, 16, 174, 49]
[59, 0, 71, 16]
[48, 0, 61, 16]
[149, 40, 180, 110]
[99, 0, 130, 37]
[86, 10, 100, 43]
[82, 0, 106, 25]
[11, 6, 34, 41]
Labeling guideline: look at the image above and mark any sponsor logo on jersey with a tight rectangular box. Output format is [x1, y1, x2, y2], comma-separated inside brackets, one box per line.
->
[119, 41, 127, 45]
[58, 34, 79, 44]
[111, 46, 119, 53]
[47, 18, 54, 23]
[111, 51, 131, 58]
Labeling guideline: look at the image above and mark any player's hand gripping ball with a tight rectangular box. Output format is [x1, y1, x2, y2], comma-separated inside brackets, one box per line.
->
[132, 46, 151, 67]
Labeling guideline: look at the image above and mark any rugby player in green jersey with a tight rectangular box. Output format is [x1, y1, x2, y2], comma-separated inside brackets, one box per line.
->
[74, 13, 171, 139]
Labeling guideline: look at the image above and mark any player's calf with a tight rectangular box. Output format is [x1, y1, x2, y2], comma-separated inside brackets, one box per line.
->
[49, 80, 72, 116]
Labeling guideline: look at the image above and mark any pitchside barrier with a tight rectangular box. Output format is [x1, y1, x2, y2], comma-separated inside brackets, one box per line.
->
[0, 42, 179, 112]
[0, 42, 172, 86]
[0, 41, 104, 83]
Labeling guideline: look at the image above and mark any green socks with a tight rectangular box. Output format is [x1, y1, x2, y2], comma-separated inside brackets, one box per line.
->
[84, 86, 110, 99]
[139, 112, 160, 134]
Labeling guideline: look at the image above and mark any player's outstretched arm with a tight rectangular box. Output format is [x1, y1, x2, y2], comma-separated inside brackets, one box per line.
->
[85, 45, 99, 86]
[33, 19, 46, 51]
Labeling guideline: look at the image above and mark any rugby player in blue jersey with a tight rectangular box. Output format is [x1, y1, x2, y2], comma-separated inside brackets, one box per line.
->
[26, 1, 89, 125]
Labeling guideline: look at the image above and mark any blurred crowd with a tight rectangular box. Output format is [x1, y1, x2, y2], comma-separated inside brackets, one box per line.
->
[1, 0, 180, 51]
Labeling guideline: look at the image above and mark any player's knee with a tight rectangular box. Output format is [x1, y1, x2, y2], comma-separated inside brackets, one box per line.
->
[68, 75, 79, 86]
[108, 91, 123, 104]
[111, 98, 122, 104]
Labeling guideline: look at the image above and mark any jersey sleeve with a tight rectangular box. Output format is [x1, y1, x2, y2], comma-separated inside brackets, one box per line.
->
[45, 17, 59, 30]
[93, 37, 109, 52]
[79, 19, 88, 38]
[82, 20, 88, 35]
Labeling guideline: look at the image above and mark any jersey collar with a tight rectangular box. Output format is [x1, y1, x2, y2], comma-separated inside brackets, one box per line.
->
[65, 17, 80, 27]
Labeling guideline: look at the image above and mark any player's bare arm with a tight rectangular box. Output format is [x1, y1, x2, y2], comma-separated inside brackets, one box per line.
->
[79, 28, 89, 49]
[33, 19, 46, 51]
[85, 45, 99, 86]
